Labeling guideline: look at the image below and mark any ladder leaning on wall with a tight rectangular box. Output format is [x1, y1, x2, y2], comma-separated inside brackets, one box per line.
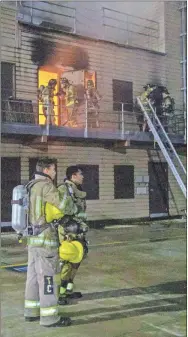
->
[136, 97, 187, 198]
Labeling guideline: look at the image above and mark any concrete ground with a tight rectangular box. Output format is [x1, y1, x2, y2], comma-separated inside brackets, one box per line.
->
[1, 220, 187, 337]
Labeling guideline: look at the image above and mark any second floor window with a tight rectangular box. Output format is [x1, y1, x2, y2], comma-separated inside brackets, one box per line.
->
[1, 62, 15, 122]
[113, 79, 133, 112]
[1, 62, 15, 100]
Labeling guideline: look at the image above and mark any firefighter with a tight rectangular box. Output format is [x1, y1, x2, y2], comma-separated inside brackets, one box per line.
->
[86, 79, 101, 128]
[137, 84, 155, 132]
[57, 166, 88, 305]
[60, 77, 78, 127]
[37, 79, 57, 125]
[161, 86, 175, 116]
[24, 157, 71, 327]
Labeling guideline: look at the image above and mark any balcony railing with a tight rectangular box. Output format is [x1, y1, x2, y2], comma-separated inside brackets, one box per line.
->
[14, 1, 160, 52]
[1, 96, 185, 138]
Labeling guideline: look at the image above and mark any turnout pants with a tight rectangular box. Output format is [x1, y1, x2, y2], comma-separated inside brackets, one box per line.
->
[24, 246, 61, 326]
[60, 261, 80, 295]
[66, 105, 78, 127]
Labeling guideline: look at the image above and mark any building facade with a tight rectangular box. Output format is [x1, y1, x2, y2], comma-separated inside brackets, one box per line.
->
[1, 1, 186, 226]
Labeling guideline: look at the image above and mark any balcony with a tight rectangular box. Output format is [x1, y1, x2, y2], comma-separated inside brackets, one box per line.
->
[1, 95, 185, 145]
[14, 1, 162, 53]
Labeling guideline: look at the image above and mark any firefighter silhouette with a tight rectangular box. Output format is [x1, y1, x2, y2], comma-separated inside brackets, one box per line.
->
[58, 78, 78, 127]
[38, 79, 57, 125]
[85, 80, 101, 128]
[137, 84, 175, 132]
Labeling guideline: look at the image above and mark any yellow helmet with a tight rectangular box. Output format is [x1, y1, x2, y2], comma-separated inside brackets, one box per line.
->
[59, 240, 84, 263]
[45, 202, 64, 223]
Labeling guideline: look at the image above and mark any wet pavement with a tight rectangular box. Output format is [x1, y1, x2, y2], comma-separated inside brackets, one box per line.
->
[1, 221, 186, 337]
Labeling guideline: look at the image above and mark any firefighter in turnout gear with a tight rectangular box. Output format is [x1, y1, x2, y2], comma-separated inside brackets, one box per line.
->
[60, 77, 78, 127]
[160, 86, 175, 116]
[57, 166, 88, 305]
[37, 79, 57, 125]
[24, 157, 71, 327]
[138, 84, 155, 132]
[86, 79, 101, 128]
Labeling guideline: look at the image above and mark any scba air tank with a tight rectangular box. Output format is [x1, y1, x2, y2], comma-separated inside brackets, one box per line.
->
[11, 185, 28, 233]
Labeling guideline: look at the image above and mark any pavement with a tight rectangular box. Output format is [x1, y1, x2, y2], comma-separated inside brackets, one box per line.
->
[1, 220, 187, 337]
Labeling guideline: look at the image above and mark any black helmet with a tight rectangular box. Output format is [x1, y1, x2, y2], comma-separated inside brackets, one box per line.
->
[143, 83, 151, 89]
[61, 77, 69, 84]
[48, 79, 57, 86]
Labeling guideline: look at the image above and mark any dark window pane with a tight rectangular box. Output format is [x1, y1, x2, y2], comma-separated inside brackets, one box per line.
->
[1, 62, 15, 122]
[114, 165, 134, 199]
[1, 157, 21, 221]
[78, 165, 99, 200]
[29, 158, 57, 186]
[1, 62, 15, 100]
[113, 79, 133, 112]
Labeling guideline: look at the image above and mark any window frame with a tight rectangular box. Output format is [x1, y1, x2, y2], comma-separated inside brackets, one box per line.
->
[112, 79, 133, 112]
[114, 165, 135, 199]
[1, 62, 16, 100]
[78, 164, 99, 200]
[1, 157, 21, 222]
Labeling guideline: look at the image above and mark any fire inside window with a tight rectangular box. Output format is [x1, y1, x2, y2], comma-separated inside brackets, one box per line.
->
[38, 69, 96, 127]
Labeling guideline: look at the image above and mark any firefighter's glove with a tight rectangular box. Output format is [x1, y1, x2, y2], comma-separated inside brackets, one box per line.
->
[18, 233, 23, 243]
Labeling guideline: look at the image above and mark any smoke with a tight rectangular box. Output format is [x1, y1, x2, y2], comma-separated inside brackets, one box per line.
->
[31, 38, 56, 66]
[31, 37, 89, 70]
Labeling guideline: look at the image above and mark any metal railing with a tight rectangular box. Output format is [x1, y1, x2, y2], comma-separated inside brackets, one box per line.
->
[1, 96, 185, 138]
[102, 7, 159, 51]
[17, 1, 76, 33]
[14, 1, 160, 52]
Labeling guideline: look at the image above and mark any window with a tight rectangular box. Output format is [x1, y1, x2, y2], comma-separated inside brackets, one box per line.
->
[78, 165, 99, 200]
[1, 157, 21, 221]
[29, 158, 57, 186]
[1, 62, 15, 100]
[1, 62, 15, 122]
[113, 80, 133, 112]
[114, 165, 134, 199]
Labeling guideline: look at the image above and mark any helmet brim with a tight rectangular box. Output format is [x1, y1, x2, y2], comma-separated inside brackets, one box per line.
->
[59, 240, 84, 263]
[71, 241, 84, 263]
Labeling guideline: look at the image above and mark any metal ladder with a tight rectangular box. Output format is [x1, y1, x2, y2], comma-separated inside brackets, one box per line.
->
[137, 97, 187, 198]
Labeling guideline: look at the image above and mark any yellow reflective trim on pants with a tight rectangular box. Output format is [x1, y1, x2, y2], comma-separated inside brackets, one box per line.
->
[28, 237, 58, 247]
[25, 300, 40, 308]
[66, 282, 74, 291]
[40, 306, 58, 317]
[60, 286, 67, 295]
